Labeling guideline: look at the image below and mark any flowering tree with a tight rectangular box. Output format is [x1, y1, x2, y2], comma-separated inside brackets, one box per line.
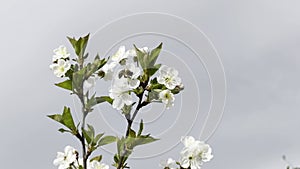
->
[48, 34, 212, 169]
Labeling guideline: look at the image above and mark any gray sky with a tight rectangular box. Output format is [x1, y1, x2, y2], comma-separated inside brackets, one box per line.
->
[0, 0, 300, 169]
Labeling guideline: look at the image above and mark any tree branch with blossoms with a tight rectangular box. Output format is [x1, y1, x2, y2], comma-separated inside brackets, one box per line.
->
[48, 34, 213, 169]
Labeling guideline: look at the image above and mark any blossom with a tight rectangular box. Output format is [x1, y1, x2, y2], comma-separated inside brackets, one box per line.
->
[111, 46, 128, 63]
[75, 158, 91, 169]
[50, 59, 71, 77]
[84, 76, 98, 92]
[109, 78, 133, 110]
[159, 158, 177, 169]
[179, 136, 213, 169]
[157, 65, 181, 90]
[159, 90, 175, 109]
[52, 45, 70, 62]
[117, 63, 141, 89]
[101, 62, 117, 81]
[90, 161, 109, 169]
[53, 146, 77, 169]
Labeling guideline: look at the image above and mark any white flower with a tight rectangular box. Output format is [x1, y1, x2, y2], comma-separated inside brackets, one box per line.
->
[101, 62, 117, 81]
[118, 63, 141, 89]
[75, 158, 91, 169]
[53, 146, 77, 169]
[159, 90, 175, 109]
[84, 76, 97, 92]
[179, 136, 213, 169]
[90, 161, 109, 169]
[157, 65, 181, 90]
[159, 158, 177, 169]
[109, 78, 133, 110]
[50, 59, 71, 77]
[111, 46, 128, 63]
[53, 45, 70, 62]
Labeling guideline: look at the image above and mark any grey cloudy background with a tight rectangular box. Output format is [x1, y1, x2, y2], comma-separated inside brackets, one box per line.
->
[1, 0, 300, 169]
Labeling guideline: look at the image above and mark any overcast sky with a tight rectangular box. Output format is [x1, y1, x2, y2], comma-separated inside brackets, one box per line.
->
[0, 0, 300, 169]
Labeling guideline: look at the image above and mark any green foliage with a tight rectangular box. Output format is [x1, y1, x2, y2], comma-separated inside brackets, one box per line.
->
[114, 120, 158, 168]
[134, 43, 163, 79]
[90, 155, 102, 162]
[98, 135, 117, 147]
[67, 34, 90, 58]
[55, 79, 72, 91]
[95, 96, 113, 105]
[47, 107, 77, 134]
[148, 43, 162, 67]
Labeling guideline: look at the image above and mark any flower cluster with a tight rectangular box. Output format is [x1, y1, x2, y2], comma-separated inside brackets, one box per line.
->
[160, 136, 213, 169]
[99, 45, 183, 111]
[50, 46, 71, 78]
[48, 34, 211, 169]
[54, 146, 109, 169]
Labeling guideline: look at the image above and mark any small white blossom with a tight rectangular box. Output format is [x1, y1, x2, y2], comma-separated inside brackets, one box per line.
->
[52, 45, 70, 62]
[84, 76, 98, 92]
[53, 146, 77, 169]
[101, 62, 117, 81]
[75, 158, 91, 169]
[159, 158, 177, 169]
[159, 90, 175, 109]
[109, 78, 133, 110]
[118, 63, 141, 89]
[50, 59, 71, 77]
[179, 136, 213, 169]
[157, 65, 181, 90]
[90, 161, 109, 169]
[111, 46, 128, 63]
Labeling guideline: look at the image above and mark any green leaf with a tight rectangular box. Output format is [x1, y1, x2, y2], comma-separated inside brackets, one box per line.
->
[121, 104, 134, 115]
[82, 128, 92, 144]
[134, 45, 147, 70]
[55, 79, 73, 91]
[90, 155, 102, 162]
[98, 136, 117, 146]
[147, 64, 161, 76]
[148, 43, 162, 67]
[137, 120, 144, 136]
[47, 107, 77, 134]
[93, 133, 104, 144]
[67, 34, 90, 57]
[48, 114, 63, 123]
[62, 107, 76, 131]
[132, 135, 158, 148]
[58, 128, 71, 133]
[96, 96, 113, 104]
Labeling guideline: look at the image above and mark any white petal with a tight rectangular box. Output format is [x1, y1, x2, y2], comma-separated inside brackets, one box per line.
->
[113, 98, 124, 110]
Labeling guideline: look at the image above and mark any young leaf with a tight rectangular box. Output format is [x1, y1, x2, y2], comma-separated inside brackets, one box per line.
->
[93, 133, 104, 144]
[90, 155, 102, 162]
[67, 34, 90, 57]
[55, 79, 73, 91]
[148, 43, 162, 67]
[47, 114, 63, 123]
[134, 45, 147, 70]
[147, 64, 161, 77]
[82, 128, 92, 144]
[98, 136, 117, 146]
[132, 135, 158, 147]
[62, 107, 76, 131]
[96, 96, 113, 105]
[58, 128, 71, 133]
